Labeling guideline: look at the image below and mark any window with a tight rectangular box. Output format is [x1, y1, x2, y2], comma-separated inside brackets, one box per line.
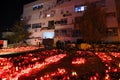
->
[55, 30, 60, 37]
[48, 20, 55, 29]
[25, 24, 31, 30]
[55, 21, 61, 24]
[38, 4, 43, 9]
[74, 16, 82, 28]
[32, 23, 41, 28]
[33, 5, 38, 10]
[105, 12, 116, 17]
[55, 29, 72, 37]
[92, 0, 106, 7]
[62, 30, 67, 36]
[63, 10, 72, 17]
[46, 14, 51, 17]
[56, 0, 64, 4]
[61, 10, 64, 14]
[50, 10, 56, 17]
[55, 19, 67, 25]
[107, 28, 118, 36]
[61, 19, 67, 25]
[72, 30, 80, 37]
[75, 16, 82, 23]
[66, 29, 72, 37]
[33, 3, 43, 10]
[42, 32, 54, 39]
[45, 10, 56, 18]
[74, 5, 86, 12]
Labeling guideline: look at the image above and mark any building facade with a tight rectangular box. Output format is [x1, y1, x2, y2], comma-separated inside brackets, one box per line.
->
[22, 0, 120, 45]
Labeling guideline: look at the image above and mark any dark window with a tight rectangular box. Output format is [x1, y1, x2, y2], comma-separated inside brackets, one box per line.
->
[92, 0, 106, 7]
[62, 30, 67, 36]
[72, 30, 80, 37]
[74, 16, 82, 28]
[25, 24, 31, 30]
[56, 0, 64, 4]
[55, 19, 67, 25]
[107, 28, 118, 36]
[61, 19, 67, 25]
[38, 4, 43, 9]
[66, 10, 69, 13]
[55, 21, 61, 24]
[61, 10, 64, 14]
[32, 23, 41, 28]
[75, 16, 82, 23]
[48, 20, 55, 29]
[63, 10, 72, 17]
[55, 30, 60, 37]
[33, 6, 38, 10]
[105, 12, 116, 17]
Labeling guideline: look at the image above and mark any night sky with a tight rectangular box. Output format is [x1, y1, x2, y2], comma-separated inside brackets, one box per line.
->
[0, 0, 36, 32]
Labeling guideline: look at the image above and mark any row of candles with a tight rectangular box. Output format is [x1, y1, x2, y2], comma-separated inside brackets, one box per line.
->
[0, 46, 39, 53]
[0, 47, 120, 79]
[95, 52, 120, 80]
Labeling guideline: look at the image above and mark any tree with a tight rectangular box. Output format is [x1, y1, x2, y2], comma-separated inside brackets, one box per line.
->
[78, 3, 107, 43]
[4, 21, 31, 44]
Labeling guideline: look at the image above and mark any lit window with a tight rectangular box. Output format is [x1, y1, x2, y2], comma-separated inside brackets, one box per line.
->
[43, 32, 54, 39]
[33, 5, 38, 10]
[74, 5, 86, 12]
[81, 6, 86, 11]
[33, 3, 43, 10]
[47, 14, 51, 17]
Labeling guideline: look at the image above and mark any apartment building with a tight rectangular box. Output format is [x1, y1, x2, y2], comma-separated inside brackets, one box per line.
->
[22, 0, 120, 45]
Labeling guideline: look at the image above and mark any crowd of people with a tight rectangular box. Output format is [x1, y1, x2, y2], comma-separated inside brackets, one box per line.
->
[55, 40, 120, 52]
